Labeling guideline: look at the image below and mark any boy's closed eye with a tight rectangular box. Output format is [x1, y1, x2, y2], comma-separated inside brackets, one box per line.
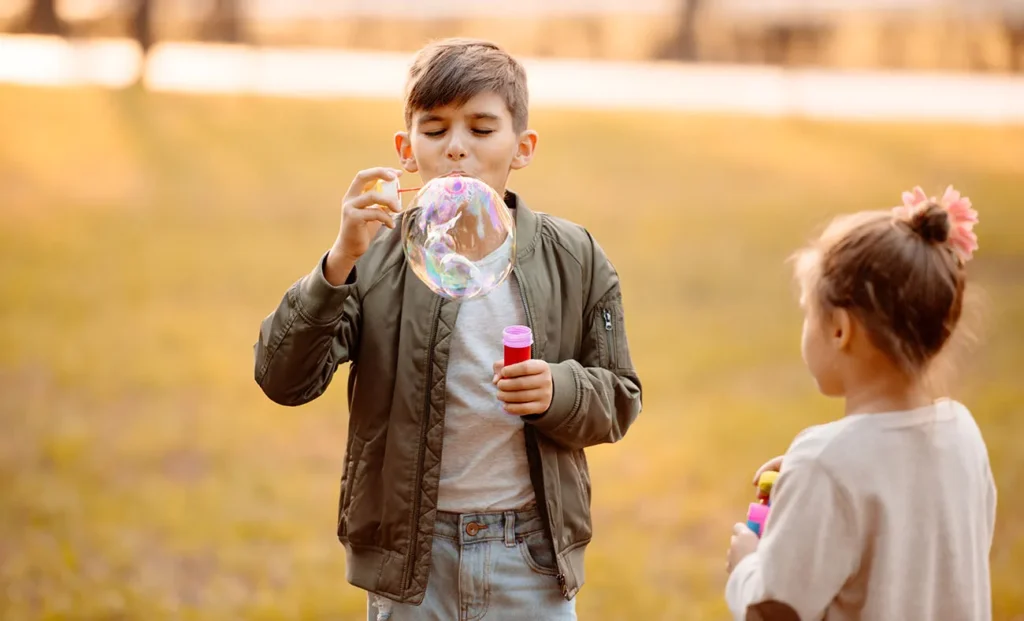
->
[421, 128, 495, 137]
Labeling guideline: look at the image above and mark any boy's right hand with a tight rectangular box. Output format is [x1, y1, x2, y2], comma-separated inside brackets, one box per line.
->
[325, 168, 403, 285]
[335, 167, 404, 260]
[752, 455, 784, 486]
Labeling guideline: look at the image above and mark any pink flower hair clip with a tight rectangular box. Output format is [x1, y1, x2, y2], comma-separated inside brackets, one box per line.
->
[893, 185, 979, 263]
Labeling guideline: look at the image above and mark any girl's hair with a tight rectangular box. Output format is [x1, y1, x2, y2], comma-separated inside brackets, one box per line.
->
[793, 186, 979, 378]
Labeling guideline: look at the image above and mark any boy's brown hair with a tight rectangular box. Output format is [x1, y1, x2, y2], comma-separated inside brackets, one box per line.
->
[793, 202, 969, 377]
[404, 38, 529, 132]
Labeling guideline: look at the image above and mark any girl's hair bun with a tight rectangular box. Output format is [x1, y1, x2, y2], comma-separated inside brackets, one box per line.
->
[910, 202, 951, 244]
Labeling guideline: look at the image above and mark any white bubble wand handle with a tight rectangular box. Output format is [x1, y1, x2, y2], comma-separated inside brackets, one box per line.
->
[372, 178, 421, 204]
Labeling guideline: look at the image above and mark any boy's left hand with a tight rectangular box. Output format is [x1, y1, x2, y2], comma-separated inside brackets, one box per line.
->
[492, 360, 553, 416]
[726, 523, 759, 574]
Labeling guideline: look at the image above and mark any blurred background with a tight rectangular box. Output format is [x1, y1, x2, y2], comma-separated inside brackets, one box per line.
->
[1, 0, 1023, 619]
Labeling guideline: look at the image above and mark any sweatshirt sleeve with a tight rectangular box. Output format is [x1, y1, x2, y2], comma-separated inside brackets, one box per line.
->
[726, 456, 860, 621]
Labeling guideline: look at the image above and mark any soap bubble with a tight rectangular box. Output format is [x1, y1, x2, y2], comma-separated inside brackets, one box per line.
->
[401, 175, 515, 300]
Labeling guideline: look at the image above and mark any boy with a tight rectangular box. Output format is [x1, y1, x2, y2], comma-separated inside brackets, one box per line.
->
[254, 38, 642, 620]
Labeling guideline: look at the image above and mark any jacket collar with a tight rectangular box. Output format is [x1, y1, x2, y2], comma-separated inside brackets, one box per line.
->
[505, 190, 539, 260]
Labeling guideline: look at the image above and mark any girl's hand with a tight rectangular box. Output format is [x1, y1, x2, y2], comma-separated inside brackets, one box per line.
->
[753, 455, 784, 486]
[726, 523, 759, 573]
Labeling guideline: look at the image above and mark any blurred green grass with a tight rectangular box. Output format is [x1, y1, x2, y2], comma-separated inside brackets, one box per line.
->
[1, 84, 1023, 620]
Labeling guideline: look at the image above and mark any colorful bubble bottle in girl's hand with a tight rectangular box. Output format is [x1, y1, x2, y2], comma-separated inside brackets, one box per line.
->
[746, 471, 778, 537]
[503, 325, 533, 367]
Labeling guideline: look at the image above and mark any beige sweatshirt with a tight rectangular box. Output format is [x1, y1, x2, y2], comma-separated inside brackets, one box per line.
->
[726, 399, 996, 621]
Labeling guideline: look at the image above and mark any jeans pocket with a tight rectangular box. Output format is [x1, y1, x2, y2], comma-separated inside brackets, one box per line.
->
[517, 530, 559, 576]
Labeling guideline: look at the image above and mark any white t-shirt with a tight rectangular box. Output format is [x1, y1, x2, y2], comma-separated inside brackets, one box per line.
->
[727, 399, 997, 621]
[436, 247, 535, 513]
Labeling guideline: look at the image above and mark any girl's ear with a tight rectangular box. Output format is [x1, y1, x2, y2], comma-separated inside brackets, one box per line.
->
[831, 308, 853, 351]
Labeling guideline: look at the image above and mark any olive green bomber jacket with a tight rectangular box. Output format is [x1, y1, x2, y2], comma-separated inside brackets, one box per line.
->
[254, 191, 642, 603]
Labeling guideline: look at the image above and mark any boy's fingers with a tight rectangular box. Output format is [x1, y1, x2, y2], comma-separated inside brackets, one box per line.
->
[502, 402, 544, 416]
[733, 523, 751, 536]
[500, 360, 546, 378]
[353, 207, 395, 229]
[496, 375, 546, 392]
[347, 191, 401, 214]
[344, 168, 402, 200]
[497, 388, 547, 404]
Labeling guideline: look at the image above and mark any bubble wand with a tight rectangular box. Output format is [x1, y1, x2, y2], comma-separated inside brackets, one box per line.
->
[372, 178, 421, 200]
[373, 171, 499, 203]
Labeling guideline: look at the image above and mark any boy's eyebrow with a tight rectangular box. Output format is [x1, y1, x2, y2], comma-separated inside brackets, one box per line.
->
[417, 113, 445, 124]
[416, 111, 502, 124]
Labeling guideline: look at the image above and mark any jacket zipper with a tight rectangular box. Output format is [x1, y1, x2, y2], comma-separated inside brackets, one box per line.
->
[402, 295, 442, 592]
[514, 265, 569, 598]
[602, 309, 614, 368]
[513, 266, 534, 356]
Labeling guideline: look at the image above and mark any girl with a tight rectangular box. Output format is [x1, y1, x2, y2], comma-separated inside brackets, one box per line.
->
[725, 186, 996, 620]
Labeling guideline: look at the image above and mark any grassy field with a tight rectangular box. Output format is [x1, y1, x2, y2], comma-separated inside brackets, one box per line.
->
[1, 85, 1023, 620]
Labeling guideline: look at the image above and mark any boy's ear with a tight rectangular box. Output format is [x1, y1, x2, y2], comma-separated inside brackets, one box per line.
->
[510, 129, 538, 171]
[394, 131, 419, 174]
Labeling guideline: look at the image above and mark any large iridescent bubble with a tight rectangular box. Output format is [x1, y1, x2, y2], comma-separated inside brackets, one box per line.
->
[401, 175, 515, 300]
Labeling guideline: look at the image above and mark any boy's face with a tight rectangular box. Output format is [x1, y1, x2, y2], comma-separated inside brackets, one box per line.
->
[394, 91, 537, 196]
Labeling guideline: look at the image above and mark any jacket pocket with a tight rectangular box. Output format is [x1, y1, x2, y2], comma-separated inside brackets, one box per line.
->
[571, 449, 591, 506]
[595, 298, 630, 371]
[558, 448, 593, 547]
[337, 435, 366, 539]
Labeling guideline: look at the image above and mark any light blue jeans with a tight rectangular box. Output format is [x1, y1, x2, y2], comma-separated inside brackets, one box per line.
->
[367, 506, 577, 621]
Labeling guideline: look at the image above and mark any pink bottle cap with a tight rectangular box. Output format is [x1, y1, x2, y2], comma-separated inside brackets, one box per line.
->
[503, 325, 533, 348]
[747, 502, 769, 524]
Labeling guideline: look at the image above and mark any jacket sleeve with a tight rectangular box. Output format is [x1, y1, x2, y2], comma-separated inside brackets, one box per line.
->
[254, 252, 362, 406]
[725, 458, 859, 621]
[526, 235, 642, 450]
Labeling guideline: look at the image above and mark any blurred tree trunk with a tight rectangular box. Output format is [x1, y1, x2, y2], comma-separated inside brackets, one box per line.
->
[15, 0, 68, 36]
[658, 0, 701, 60]
[585, 16, 605, 59]
[763, 26, 795, 65]
[200, 0, 245, 43]
[129, 0, 153, 88]
[1008, 20, 1024, 72]
[131, 0, 153, 54]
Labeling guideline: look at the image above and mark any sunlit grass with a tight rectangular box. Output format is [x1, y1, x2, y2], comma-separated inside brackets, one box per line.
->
[1, 85, 1023, 620]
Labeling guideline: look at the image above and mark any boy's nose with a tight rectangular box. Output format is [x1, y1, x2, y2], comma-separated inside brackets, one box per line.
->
[446, 142, 467, 161]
